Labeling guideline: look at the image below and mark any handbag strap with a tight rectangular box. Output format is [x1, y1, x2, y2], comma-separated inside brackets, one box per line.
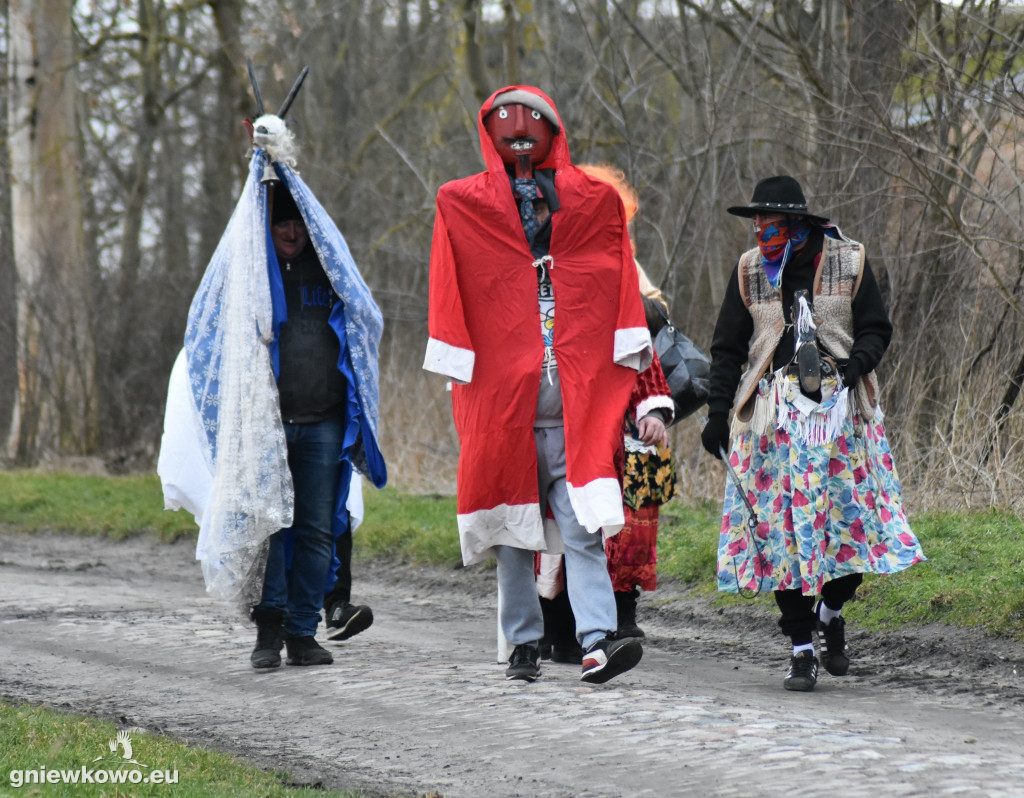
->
[650, 297, 675, 331]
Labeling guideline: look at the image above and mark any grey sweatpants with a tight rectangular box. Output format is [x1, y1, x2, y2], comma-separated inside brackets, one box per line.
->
[494, 426, 618, 651]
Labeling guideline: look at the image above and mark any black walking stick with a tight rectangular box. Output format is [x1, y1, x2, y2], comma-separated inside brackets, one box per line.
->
[718, 444, 767, 598]
[719, 445, 759, 537]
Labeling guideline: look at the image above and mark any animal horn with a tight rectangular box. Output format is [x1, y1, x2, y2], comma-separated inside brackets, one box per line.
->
[247, 58, 266, 117]
[277, 66, 309, 119]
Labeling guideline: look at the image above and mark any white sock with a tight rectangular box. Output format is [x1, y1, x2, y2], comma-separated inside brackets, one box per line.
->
[818, 602, 841, 625]
[792, 643, 814, 657]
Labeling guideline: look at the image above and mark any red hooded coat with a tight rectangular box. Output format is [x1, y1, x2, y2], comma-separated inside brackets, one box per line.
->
[423, 86, 652, 565]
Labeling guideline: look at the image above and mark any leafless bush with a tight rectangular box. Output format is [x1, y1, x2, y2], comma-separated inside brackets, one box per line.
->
[4, 1, 1024, 514]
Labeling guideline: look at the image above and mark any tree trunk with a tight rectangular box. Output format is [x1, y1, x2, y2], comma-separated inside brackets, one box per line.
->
[461, 0, 491, 104]
[7, 0, 99, 462]
[200, 0, 246, 267]
[502, 0, 521, 85]
[0, 0, 17, 455]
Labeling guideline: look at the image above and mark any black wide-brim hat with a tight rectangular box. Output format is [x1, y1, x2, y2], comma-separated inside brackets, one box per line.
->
[727, 175, 829, 225]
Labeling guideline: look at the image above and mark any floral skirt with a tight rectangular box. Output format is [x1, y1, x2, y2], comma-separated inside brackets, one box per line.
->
[717, 378, 925, 596]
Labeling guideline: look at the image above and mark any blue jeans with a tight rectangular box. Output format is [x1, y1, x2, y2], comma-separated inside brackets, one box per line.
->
[257, 417, 344, 637]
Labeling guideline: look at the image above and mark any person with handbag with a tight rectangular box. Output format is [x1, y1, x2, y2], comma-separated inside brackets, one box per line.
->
[700, 175, 925, 692]
[535, 165, 678, 659]
[536, 326, 673, 660]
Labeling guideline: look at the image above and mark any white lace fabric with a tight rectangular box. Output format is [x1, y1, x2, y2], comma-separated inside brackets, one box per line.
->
[182, 155, 294, 610]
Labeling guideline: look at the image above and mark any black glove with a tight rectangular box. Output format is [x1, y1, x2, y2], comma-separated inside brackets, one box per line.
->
[701, 413, 731, 460]
[842, 358, 862, 389]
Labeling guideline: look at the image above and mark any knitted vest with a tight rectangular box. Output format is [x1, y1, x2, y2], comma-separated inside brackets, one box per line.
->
[733, 236, 880, 424]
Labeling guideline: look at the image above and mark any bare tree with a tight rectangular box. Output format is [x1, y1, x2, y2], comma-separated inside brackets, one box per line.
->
[3, 0, 1022, 507]
[6, 0, 99, 463]
[0, 0, 17, 454]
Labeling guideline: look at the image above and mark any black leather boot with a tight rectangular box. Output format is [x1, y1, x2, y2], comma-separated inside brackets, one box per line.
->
[285, 634, 334, 666]
[615, 588, 645, 639]
[540, 590, 582, 663]
[250, 607, 284, 669]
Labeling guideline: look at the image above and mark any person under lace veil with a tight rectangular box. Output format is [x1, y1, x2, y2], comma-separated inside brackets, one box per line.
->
[158, 63, 386, 668]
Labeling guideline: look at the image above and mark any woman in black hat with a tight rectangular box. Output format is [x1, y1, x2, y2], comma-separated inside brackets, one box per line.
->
[700, 175, 925, 692]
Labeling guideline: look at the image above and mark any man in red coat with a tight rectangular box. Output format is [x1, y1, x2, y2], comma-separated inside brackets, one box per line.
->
[424, 85, 660, 683]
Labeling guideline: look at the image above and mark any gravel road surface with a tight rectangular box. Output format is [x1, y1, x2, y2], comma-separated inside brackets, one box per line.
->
[1, 531, 1022, 797]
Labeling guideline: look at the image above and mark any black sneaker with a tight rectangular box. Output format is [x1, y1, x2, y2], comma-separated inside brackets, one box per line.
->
[505, 644, 541, 682]
[580, 636, 643, 684]
[818, 614, 850, 676]
[250, 608, 284, 670]
[285, 635, 334, 666]
[325, 602, 374, 641]
[784, 650, 819, 691]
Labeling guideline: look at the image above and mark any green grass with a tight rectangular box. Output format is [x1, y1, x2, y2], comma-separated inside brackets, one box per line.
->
[0, 700, 373, 797]
[649, 499, 722, 585]
[851, 510, 1024, 638]
[1, 469, 1022, 642]
[0, 471, 196, 542]
[353, 490, 461, 564]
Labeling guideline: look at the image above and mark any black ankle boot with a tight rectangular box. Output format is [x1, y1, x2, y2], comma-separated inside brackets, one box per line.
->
[615, 588, 644, 639]
[250, 607, 284, 669]
[540, 591, 578, 661]
[285, 635, 334, 666]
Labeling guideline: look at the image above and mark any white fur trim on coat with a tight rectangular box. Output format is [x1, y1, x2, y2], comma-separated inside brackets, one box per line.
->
[636, 396, 674, 424]
[566, 477, 626, 536]
[613, 327, 653, 373]
[423, 337, 475, 384]
[456, 502, 563, 566]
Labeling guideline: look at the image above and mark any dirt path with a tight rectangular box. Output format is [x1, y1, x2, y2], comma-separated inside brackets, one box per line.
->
[1, 530, 1023, 798]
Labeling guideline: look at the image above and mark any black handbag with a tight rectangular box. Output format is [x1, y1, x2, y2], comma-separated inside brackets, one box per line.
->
[652, 305, 711, 423]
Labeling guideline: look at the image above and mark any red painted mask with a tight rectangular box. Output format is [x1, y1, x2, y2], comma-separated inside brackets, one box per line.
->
[484, 103, 555, 177]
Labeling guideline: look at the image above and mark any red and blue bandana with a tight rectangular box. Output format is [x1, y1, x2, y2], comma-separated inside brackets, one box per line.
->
[757, 217, 811, 286]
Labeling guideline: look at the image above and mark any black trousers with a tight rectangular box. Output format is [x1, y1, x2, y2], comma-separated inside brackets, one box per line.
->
[323, 532, 352, 608]
[540, 589, 577, 645]
[774, 573, 863, 645]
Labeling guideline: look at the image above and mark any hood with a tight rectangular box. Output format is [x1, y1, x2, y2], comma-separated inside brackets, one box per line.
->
[476, 85, 570, 176]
